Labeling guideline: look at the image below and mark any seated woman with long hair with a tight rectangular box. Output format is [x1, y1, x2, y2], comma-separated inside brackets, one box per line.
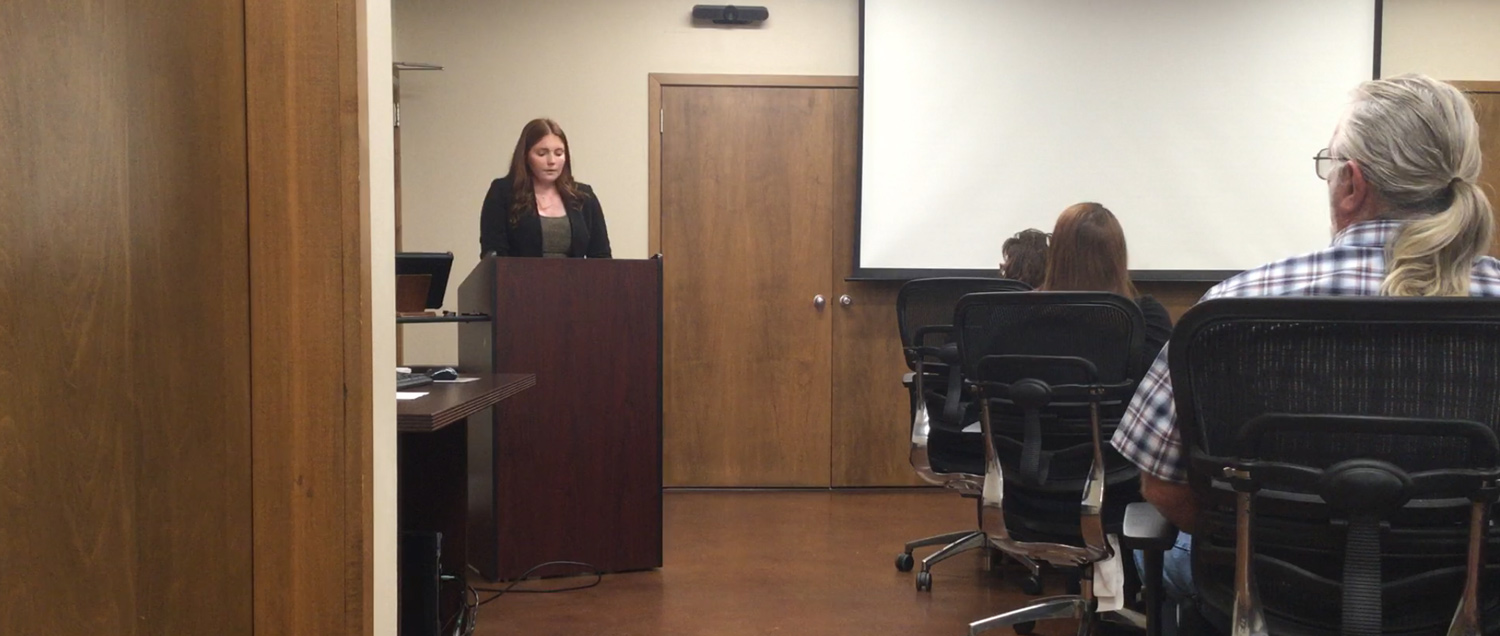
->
[1040, 202, 1173, 360]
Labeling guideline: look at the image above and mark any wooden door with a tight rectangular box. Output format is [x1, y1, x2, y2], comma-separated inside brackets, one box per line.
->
[661, 86, 838, 486]
[1456, 83, 1500, 257]
[830, 278, 922, 486]
[0, 1, 253, 633]
[824, 89, 927, 487]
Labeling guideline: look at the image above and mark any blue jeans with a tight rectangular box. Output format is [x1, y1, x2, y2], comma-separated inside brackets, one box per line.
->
[1134, 532, 1195, 636]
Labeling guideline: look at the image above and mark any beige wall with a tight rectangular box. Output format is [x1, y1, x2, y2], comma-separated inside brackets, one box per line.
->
[1382, 0, 1500, 80]
[361, 0, 398, 632]
[393, 0, 859, 364]
[393, 0, 1493, 364]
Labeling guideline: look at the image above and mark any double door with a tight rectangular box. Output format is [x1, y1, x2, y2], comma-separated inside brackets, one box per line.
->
[656, 78, 920, 487]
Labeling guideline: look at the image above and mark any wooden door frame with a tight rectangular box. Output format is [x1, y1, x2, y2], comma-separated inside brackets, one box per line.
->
[1453, 81, 1500, 258]
[646, 74, 859, 255]
[247, 0, 374, 633]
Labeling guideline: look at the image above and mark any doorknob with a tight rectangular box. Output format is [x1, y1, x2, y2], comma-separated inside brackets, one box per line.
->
[814, 295, 827, 309]
[839, 295, 853, 307]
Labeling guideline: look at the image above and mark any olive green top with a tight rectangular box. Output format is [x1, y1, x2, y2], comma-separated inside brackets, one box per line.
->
[540, 215, 572, 258]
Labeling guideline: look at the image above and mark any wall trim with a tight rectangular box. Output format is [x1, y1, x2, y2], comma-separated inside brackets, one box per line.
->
[1453, 80, 1500, 93]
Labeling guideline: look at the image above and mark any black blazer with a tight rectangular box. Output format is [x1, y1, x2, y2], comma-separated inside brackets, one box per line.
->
[479, 176, 612, 258]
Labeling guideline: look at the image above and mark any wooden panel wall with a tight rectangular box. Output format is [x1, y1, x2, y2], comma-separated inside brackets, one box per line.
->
[1454, 83, 1500, 257]
[246, 0, 372, 634]
[0, 0, 253, 633]
[1135, 281, 1214, 321]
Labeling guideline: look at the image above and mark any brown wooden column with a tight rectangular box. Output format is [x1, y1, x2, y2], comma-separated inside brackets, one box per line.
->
[246, 0, 373, 634]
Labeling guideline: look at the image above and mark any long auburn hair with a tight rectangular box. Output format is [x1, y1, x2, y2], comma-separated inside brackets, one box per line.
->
[1041, 202, 1137, 298]
[506, 118, 586, 226]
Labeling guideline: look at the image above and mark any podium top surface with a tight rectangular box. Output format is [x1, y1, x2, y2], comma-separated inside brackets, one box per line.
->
[397, 373, 536, 433]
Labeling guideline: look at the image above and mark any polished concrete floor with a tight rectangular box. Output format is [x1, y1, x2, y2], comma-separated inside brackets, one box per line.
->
[472, 490, 1084, 636]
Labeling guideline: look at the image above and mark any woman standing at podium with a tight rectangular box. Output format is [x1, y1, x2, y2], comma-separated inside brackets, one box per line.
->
[480, 118, 612, 258]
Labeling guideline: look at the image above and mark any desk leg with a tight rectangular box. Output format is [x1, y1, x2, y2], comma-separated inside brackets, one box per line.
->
[398, 420, 468, 629]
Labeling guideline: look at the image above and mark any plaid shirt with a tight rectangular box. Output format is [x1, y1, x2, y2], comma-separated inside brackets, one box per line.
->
[1111, 219, 1500, 483]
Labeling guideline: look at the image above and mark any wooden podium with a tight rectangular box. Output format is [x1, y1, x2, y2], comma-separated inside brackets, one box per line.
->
[457, 257, 662, 581]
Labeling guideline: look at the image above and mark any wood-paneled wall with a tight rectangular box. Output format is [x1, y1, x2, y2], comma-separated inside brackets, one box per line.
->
[1, 1, 373, 634]
[1454, 82, 1500, 257]
[0, 1, 254, 633]
[1136, 281, 1214, 321]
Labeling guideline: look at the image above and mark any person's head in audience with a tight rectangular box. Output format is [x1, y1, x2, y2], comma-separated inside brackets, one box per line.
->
[1041, 202, 1137, 298]
[505, 118, 583, 223]
[1321, 74, 1494, 296]
[999, 229, 1049, 287]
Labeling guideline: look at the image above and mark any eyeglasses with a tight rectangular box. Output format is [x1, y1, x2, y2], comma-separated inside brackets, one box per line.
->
[1313, 148, 1349, 180]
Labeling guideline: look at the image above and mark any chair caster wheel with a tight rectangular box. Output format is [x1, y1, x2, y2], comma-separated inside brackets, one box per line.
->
[1020, 574, 1044, 595]
[895, 552, 915, 572]
[915, 571, 932, 592]
[1013, 620, 1037, 635]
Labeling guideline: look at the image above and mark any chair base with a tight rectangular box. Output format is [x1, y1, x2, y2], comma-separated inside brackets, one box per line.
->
[966, 561, 1140, 636]
[904, 529, 985, 557]
[901, 529, 1042, 592]
[970, 594, 1097, 636]
[968, 579, 1144, 636]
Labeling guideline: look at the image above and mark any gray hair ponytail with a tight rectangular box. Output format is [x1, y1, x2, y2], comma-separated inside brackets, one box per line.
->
[1330, 74, 1493, 297]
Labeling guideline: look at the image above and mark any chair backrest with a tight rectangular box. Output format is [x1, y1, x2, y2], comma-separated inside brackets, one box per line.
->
[1172, 298, 1500, 462]
[954, 292, 1146, 548]
[955, 291, 1144, 387]
[1170, 297, 1500, 634]
[896, 277, 1031, 370]
[897, 277, 1031, 427]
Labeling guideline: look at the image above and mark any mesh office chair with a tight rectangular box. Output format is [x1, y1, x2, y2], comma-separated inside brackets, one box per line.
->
[1129, 298, 1500, 636]
[894, 277, 1034, 592]
[954, 292, 1148, 636]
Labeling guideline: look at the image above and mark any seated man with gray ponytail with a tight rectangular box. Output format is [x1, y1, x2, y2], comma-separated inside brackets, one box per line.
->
[1110, 74, 1500, 627]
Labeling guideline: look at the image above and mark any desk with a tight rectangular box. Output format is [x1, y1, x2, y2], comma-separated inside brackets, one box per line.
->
[397, 373, 535, 432]
[397, 373, 535, 631]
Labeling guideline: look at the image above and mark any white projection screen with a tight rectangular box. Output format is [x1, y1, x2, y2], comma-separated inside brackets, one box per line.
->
[857, 0, 1380, 279]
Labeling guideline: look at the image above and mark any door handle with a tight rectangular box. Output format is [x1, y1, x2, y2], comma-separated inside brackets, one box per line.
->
[839, 295, 853, 307]
[814, 295, 827, 309]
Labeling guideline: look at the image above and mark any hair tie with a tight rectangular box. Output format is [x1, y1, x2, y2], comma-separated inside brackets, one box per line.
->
[1450, 177, 1464, 187]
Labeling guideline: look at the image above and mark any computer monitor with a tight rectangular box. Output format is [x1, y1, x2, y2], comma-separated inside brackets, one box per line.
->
[396, 252, 454, 309]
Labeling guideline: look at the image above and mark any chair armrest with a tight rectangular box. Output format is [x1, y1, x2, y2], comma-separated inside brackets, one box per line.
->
[1120, 502, 1178, 552]
[910, 344, 960, 364]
